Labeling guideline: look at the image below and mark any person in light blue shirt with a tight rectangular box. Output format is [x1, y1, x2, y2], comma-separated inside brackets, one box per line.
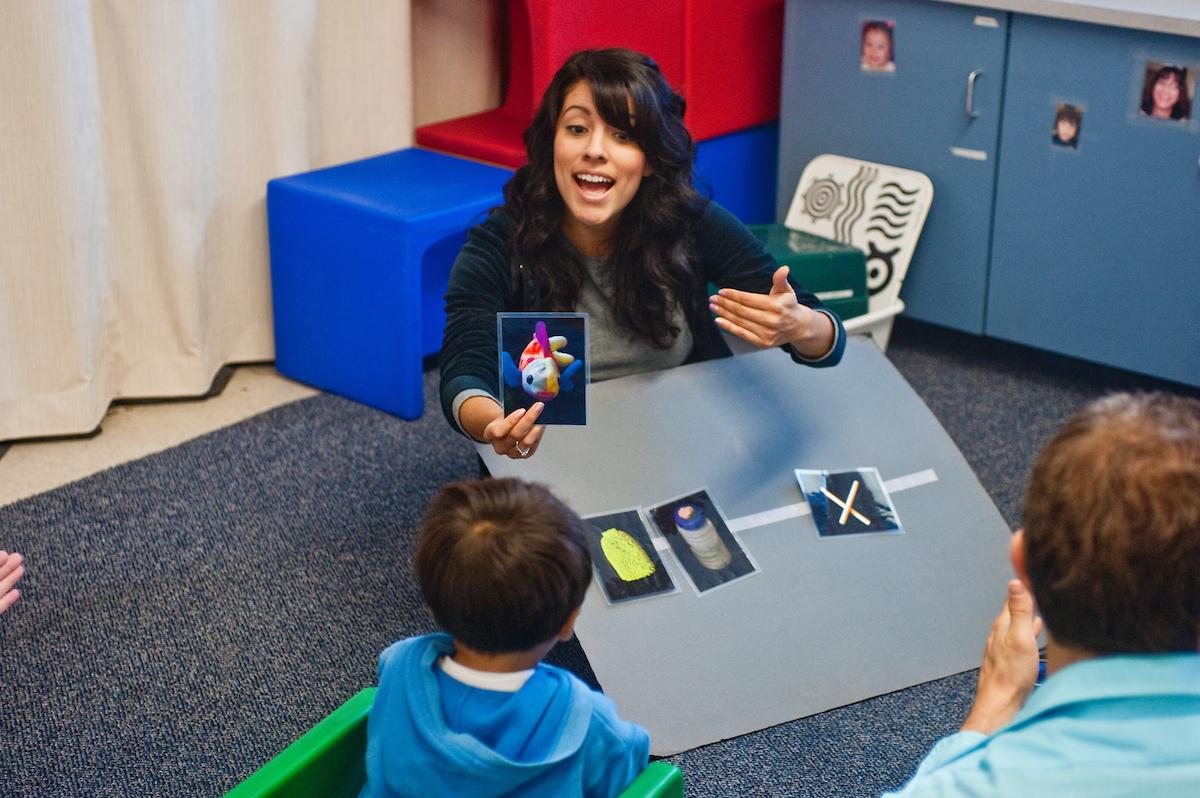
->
[360, 478, 649, 798]
[886, 392, 1200, 797]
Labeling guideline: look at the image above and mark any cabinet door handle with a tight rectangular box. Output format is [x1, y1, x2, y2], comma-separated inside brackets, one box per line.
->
[966, 69, 983, 119]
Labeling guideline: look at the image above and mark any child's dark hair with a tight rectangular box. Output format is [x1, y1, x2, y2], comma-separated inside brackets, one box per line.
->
[861, 21, 894, 52]
[415, 478, 592, 652]
[1054, 104, 1081, 126]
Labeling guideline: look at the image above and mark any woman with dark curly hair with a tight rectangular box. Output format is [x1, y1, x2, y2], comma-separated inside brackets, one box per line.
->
[439, 48, 844, 460]
[1141, 65, 1192, 121]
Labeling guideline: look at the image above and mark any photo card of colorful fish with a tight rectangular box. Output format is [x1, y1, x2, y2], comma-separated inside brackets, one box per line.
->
[497, 312, 589, 425]
[583, 508, 677, 605]
[795, 467, 904, 538]
[647, 488, 759, 596]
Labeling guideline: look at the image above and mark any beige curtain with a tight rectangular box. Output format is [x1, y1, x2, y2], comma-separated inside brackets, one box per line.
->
[412, 0, 501, 127]
[0, 0, 413, 440]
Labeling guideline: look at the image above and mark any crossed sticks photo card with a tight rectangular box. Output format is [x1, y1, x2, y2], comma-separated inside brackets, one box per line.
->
[795, 467, 904, 538]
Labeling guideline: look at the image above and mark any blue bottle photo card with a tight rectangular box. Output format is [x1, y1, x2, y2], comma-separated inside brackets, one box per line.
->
[647, 488, 758, 596]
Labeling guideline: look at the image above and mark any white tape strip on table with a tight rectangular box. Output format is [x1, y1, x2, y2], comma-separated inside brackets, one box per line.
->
[727, 468, 939, 533]
[883, 468, 938, 494]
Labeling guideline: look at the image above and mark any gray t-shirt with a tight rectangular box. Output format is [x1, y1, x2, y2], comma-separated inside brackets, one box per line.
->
[577, 255, 691, 382]
[451, 256, 691, 433]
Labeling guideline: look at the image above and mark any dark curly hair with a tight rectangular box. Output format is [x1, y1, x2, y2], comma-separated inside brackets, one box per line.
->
[504, 48, 705, 347]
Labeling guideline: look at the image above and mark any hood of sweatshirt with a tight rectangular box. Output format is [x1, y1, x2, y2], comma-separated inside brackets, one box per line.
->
[363, 633, 595, 797]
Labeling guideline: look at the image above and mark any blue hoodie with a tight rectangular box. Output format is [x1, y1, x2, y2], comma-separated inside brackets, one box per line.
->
[360, 633, 650, 798]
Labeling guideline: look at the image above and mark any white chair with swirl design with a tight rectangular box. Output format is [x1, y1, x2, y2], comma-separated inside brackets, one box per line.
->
[783, 154, 933, 350]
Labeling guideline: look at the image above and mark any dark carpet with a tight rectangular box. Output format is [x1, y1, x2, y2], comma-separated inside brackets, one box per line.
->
[1, 320, 1195, 797]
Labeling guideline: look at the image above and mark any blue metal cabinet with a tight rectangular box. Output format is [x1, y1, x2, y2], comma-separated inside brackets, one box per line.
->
[779, 0, 1008, 332]
[987, 15, 1200, 385]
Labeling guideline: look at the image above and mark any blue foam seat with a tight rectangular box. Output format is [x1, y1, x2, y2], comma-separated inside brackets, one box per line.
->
[267, 148, 512, 419]
[693, 121, 779, 224]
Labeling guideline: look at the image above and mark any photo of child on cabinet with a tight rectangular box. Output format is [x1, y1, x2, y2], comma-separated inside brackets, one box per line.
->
[1051, 103, 1082, 148]
[861, 20, 895, 72]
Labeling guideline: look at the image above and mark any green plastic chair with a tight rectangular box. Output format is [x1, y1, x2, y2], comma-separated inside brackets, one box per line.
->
[224, 688, 683, 798]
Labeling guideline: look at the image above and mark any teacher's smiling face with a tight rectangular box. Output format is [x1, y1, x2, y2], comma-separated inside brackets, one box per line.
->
[553, 80, 651, 257]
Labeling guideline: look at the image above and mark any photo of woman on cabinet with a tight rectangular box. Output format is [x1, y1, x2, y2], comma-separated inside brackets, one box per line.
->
[1139, 63, 1192, 121]
[860, 20, 895, 73]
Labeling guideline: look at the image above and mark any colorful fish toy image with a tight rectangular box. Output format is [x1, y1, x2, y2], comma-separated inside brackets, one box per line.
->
[501, 320, 583, 401]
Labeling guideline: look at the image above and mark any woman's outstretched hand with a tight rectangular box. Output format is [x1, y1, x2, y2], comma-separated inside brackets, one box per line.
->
[709, 266, 834, 358]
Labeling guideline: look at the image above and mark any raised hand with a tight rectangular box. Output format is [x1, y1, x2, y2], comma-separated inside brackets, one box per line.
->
[709, 266, 832, 357]
[961, 579, 1044, 734]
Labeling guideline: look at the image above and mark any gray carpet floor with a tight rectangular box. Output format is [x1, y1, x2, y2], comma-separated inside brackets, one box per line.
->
[0, 319, 1194, 797]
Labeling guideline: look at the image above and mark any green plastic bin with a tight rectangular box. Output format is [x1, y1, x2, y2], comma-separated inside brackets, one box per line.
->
[748, 224, 868, 321]
[225, 687, 375, 798]
[225, 687, 684, 798]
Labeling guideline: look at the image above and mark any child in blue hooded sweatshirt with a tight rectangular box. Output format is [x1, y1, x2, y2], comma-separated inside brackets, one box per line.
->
[360, 477, 649, 798]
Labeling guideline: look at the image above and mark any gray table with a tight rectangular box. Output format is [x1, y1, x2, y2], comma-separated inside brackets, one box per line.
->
[481, 338, 1012, 755]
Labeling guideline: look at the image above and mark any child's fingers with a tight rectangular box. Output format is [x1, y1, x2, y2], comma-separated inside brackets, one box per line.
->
[0, 552, 22, 580]
[0, 563, 24, 594]
[0, 588, 20, 615]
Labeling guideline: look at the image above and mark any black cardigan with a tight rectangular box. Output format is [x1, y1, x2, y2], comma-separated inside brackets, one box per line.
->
[437, 201, 846, 431]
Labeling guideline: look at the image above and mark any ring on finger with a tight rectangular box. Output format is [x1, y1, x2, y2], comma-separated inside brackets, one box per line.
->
[514, 443, 530, 458]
